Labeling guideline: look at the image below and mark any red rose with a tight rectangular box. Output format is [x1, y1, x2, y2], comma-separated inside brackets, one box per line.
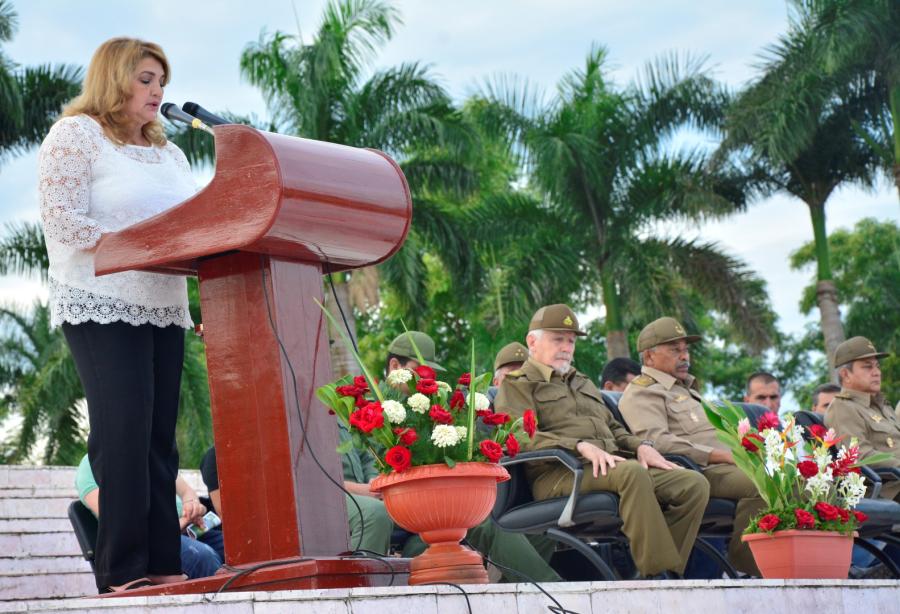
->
[757, 412, 781, 431]
[505, 433, 520, 458]
[458, 372, 471, 386]
[476, 409, 493, 418]
[393, 427, 418, 446]
[348, 402, 384, 433]
[384, 446, 412, 472]
[794, 508, 816, 529]
[837, 508, 850, 523]
[429, 404, 453, 424]
[479, 440, 504, 463]
[449, 389, 466, 410]
[797, 460, 819, 479]
[741, 433, 764, 453]
[814, 501, 840, 522]
[853, 510, 868, 524]
[482, 412, 511, 426]
[355, 395, 369, 408]
[336, 385, 359, 397]
[523, 410, 537, 439]
[415, 365, 436, 380]
[808, 424, 827, 440]
[416, 378, 439, 395]
[757, 514, 781, 532]
[352, 375, 370, 394]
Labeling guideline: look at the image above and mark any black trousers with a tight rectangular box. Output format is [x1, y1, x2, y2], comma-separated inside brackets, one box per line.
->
[63, 321, 185, 589]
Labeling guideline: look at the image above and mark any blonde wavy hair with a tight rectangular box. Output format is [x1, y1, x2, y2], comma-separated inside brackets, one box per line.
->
[64, 37, 170, 147]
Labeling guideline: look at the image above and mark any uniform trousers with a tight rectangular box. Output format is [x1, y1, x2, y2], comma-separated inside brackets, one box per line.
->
[347, 494, 393, 555]
[63, 321, 184, 590]
[531, 460, 709, 576]
[702, 463, 764, 576]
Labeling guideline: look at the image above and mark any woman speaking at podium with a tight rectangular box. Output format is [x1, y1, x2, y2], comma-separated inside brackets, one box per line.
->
[37, 38, 195, 593]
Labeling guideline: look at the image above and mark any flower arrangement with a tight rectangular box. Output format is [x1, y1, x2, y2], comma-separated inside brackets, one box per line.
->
[703, 401, 891, 535]
[315, 326, 536, 475]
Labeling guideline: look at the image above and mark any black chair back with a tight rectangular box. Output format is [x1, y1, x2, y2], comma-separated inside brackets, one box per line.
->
[67, 500, 97, 571]
[733, 402, 771, 429]
[601, 391, 626, 427]
[492, 462, 535, 519]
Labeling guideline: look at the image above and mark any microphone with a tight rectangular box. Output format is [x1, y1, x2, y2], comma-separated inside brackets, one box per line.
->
[160, 102, 215, 135]
[181, 102, 230, 127]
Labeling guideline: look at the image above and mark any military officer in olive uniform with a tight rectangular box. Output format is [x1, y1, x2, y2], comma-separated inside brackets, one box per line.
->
[494, 304, 710, 578]
[619, 317, 763, 576]
[487, 342, 529, 406]
[825, 336, 900, 500]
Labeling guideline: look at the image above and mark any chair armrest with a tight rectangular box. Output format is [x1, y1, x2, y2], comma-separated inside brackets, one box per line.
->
[859, 465, 883, 499]
[873, 467, 900, 482]
[664, 454, 703, 473]
[501, 448, 583, 528]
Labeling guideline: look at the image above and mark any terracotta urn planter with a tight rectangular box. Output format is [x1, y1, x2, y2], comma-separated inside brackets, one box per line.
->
[742, 530, 856, 579]
[370, 461, 510, 585]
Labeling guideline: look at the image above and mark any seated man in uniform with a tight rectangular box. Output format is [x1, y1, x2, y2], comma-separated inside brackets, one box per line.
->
[600, 357, 641, 392]
[487, 342, 529, 406]
[619, 316, 763, 577]
[743, 372, 782, 413]
[495, 304, 709, 578]
[811, 383, 841, 416]
[825, 336, 900, 500]
[383, 331, 561, 581]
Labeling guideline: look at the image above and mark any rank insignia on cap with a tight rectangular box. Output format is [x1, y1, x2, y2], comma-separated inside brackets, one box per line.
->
[563, 316, 573, 326]
[675, 323, 685, 334]
[888, 437, 895, 448]
[872, 413, 883, 423]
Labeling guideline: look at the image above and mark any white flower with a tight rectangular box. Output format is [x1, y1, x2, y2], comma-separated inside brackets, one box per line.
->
[407, 393, 430, 413]
[431, 424, 461, 448]
[437, 381, 452, 393]
[838, 471, 867, 508]
[455, 426, 468, 440]
[387, 368, 413, 386]
[382, 400, 406, 424]
[813, 446, 831, 471]
[805, 466, 834, 501]
[473, 393, 490, 411]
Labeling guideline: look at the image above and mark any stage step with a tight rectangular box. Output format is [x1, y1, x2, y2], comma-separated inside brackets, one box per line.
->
[0, 464, 206, 602]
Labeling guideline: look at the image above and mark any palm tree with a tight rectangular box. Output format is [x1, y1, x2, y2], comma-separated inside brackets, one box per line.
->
[718, 6, 881, 370]
[799, 0, 900, 201]
[0, 302, 85, 465]
[477, 47, 772, 358]
[0, 0, 82, 165]
[238, 0, 477, 375]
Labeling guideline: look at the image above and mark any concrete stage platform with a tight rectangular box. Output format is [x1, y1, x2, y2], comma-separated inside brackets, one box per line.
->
[4, 579, 899, 614]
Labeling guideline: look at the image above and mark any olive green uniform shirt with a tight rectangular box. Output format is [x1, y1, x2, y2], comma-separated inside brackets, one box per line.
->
[825, 388, 900, 468]
[619, 366, 725, 466]
[494, 358, 643, 477]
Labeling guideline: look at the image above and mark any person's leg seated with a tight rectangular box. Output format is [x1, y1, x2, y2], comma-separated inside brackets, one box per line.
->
[199, 528, 225, 563]
[465, 519, 562, 582]
[347, 494, 392, 555]
[649, 467, 709, 576]
[180, 535, 223, 579]
[703, 464, 763, 576]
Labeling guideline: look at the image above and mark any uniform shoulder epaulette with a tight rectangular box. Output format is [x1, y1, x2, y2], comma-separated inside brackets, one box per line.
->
[631, 374, 654, 387]
[507, 369, 524, 379]
[835, 392, 852, 400]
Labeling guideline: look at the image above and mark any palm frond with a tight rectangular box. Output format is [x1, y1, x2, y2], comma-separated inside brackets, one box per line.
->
[0, 222, 48, 280]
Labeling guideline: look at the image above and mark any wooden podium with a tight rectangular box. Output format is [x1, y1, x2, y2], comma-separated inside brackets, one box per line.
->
[93, 125, 412, 593]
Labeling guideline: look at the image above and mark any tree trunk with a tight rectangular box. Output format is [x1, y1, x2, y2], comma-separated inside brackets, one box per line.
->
[807, 203, 844, 378]
[601, 268, 630, 358]
[817, 280, 844, 377]
[324, 277, 358, 378]
[890, 83, 900, 203]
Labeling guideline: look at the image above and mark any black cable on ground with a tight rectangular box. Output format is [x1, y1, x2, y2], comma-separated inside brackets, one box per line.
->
[421, 582, 472, 614]
[475, 546, 582, 614]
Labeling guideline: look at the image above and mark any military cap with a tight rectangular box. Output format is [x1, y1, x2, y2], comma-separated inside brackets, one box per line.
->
[388, 331, 446, 371]
[637, 317, 701, 352]
[528, 304, 586, 336]
[494, 342, 528, 371]
[833, 336, 889, 368]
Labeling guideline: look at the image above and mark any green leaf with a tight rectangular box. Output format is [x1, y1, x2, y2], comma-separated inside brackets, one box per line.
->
[336, 438, 354, 454]
[444, 456, 457, 468]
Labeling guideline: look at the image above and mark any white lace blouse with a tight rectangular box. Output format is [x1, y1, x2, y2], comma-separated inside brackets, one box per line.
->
[38, 114, 195, 329]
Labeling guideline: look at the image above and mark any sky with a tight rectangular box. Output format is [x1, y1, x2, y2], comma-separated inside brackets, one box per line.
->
[2, 0, 898, 340]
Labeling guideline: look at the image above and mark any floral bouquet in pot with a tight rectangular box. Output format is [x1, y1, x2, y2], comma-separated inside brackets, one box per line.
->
[703, 401, 890, 536]
[314, 325, 537, 475]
